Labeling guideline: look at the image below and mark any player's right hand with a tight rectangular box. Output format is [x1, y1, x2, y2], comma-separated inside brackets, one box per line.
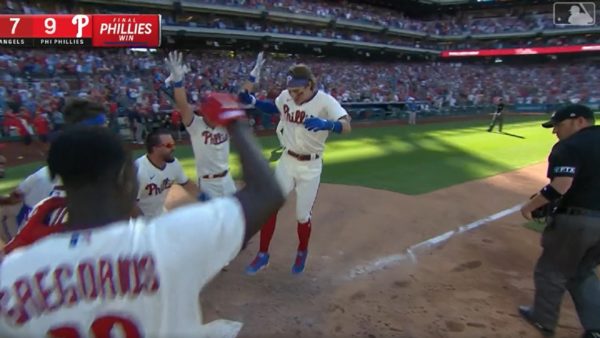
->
[249, 51, 265, 83]
[201, 92, 246, 127]
[164, 51, 189, 85]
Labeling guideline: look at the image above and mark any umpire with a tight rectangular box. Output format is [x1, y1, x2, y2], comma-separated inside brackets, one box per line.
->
[520, 104, 600, 338]
[487, 97, 504, 132]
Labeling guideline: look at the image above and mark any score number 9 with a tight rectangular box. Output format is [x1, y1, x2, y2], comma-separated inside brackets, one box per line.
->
[44, 17, 56, 34]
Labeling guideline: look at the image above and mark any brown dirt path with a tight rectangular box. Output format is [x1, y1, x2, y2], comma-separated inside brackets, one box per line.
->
[191, 162, 582, 338]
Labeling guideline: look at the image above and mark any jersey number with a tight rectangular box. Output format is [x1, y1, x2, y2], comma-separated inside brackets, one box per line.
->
[48, 314, 141, 338]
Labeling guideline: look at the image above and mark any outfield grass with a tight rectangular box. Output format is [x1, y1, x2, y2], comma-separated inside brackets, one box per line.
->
[1, 115, 556, 195]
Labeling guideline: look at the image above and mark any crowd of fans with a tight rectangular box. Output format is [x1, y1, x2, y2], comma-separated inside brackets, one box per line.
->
[1, 1, 598, 141]
[1, 48, 599, 132]
[190, 0, 598, 34]
[3, 0, 599, 45]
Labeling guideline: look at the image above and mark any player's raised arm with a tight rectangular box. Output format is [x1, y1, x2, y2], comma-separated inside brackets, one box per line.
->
[238, 52, 279, 115]
[165, 51, 194, 126]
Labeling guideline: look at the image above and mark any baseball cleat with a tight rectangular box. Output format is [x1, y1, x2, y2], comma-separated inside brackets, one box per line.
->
[291, 250, 308, 275]
[245, 252, 269, 275]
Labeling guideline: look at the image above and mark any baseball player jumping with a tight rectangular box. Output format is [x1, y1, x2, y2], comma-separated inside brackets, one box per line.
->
[165, 51, 236, 199]
[0, 95, 284, 337]
[240, 53, 352, 275]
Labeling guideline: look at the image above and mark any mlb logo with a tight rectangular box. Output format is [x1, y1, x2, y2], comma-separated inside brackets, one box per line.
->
[553, 2, 596, 26]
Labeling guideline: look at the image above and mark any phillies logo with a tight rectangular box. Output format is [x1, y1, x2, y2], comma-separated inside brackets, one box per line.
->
[283, 104, 306, 124]
[202, 130, 228, 145]
[145, 178, 173, 196]
[71, 15, 90, 38]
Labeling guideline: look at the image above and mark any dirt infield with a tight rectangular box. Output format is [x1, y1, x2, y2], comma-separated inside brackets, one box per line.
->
[167, 162, 582, 338]
[1, 159, 582, 336]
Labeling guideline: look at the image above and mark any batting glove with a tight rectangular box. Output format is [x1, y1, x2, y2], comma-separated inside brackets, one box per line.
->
[248, 51, 265, 84]
[304, 117, 334, 132]
[164, 51, 189, 87]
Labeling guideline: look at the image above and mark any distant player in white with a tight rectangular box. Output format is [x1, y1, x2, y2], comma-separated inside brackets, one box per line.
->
[165, 52, 236, 199]
[134, 129, 198, 219]
[0, 100, 284, 336]
[9, 166, 55, 227]
[240, 56, 352, 275]
[2, 99, 108, 234]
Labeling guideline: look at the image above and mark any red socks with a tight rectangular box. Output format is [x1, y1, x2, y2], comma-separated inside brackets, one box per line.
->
[297, 220, 312, 252]
[259, 212, 278, 252]
[258, 214, 312, 252]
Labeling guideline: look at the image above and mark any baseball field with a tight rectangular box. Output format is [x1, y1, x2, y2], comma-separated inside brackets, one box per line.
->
[1, 115, 555, 195]
[0, 115, 586, 337]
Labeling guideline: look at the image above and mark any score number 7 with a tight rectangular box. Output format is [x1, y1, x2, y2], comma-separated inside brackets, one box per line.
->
[9, 17, 20, 34]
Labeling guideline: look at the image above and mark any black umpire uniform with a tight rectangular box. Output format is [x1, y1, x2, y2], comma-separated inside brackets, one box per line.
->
[519, 104, 600, 338]
[488, 98, 504, 132]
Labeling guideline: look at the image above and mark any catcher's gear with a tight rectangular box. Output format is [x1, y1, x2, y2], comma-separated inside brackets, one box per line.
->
[164, 51, 190, 85]
[200, 93, 245, 127]
[249, 52, 265, 83]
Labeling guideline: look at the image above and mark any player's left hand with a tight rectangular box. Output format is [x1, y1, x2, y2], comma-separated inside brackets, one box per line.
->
[304, 117, 333, 132]
[249, 51, 265, 83]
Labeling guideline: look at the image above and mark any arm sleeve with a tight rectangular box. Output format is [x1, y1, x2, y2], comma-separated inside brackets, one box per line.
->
[17, 167, 47, 195]
[185, 115, 202, 136]
[324, 95, 348, 121]
[254, 99, 279, 115]
[150, 197, 245, 286]
[547, 143, 580, 178]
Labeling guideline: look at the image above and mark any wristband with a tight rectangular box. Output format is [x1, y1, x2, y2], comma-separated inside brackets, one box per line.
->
[331, 121, 343, 133]
[248, 75, 256, 83]
[173, 81, 183, 88]
[540, 184, 562, 202]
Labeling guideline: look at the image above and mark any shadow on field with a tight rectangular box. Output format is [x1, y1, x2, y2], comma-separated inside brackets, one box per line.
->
[500, 131, 526, 139]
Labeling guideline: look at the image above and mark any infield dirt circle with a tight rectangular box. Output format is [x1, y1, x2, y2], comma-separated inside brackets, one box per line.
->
[163, 162, 583, 338]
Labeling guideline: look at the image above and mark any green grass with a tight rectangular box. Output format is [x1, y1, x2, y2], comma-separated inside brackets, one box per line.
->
[1, 115, 556, 195]
[524, 220, 545, 233]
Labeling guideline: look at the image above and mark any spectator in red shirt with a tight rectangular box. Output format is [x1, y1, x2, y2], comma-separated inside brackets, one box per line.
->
[3, 110, 32, 145]
[32, 111, 50, 143]
[171, 109, 183, 141]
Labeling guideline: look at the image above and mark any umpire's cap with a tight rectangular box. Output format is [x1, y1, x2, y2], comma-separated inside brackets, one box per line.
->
[542, 104, 594, 128]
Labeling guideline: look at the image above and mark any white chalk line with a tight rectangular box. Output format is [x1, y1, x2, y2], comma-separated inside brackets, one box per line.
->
[345, 203, 524, 280]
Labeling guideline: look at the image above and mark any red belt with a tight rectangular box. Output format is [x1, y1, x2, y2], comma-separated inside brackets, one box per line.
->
[287, 150, 319, 161]
[202, 169, 228, 179]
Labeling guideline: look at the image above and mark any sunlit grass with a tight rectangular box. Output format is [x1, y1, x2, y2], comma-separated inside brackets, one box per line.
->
[1, 116, 556, 195]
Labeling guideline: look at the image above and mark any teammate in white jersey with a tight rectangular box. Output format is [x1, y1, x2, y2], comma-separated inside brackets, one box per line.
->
[134, 129, 198, 219]
[2, 99, 108, 235]
[0, 95, 284, 337]
[240, 58, 352, 275]
[165, 51, 236, 199]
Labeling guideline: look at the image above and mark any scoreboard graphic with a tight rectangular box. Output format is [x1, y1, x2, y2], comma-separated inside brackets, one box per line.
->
[0, 14, 161, 48]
